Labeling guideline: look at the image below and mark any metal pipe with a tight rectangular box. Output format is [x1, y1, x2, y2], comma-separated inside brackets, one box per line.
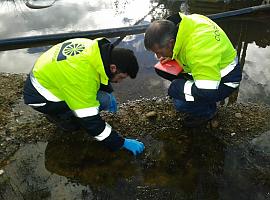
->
[0, 4, 269, 51]
[208, 4, 270, 20]
[0, 25, 149, 51]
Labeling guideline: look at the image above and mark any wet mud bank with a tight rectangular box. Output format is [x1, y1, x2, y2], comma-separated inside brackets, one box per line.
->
[0, 73, 55, 167]
[1, 73, 270, 199]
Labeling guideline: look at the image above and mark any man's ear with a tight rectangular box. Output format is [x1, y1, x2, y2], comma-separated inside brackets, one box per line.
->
[110, 64, 117, 73]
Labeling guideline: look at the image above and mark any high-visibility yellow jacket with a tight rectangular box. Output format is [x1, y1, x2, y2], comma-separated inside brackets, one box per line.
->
[172, 13, 237, 90]
[169, 13, 241, 102]
[33, 38, 109, 113]
[31, 38, 124, 150]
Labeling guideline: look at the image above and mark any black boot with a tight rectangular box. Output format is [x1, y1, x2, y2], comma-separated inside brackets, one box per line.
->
[183, 111, 217, 128]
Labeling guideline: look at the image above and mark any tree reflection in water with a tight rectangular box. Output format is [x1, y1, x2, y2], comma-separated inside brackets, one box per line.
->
[25, 0, 56, 9]
[0, 0, 57, 9]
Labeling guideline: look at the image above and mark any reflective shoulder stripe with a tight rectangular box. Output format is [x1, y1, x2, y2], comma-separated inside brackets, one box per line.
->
[30, 73, 61, 102]
[195, 80, 220, 89]
[74, 107, 99, 118]
[94, 123, 112, 141]
[224, 82, 240, 88]
[220, 57, 238, 77]
[184, 80, 195, 101]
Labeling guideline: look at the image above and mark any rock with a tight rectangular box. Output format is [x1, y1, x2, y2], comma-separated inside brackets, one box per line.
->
[235, 113, 242, 118]
[246, 131, 270, 170]
[145, 111, 157, 119]
[5, 137, 12, 141]
[0, 169, 4, 175]
[156, 99, 163, 104]
[211, 119, 219, 128]
[250, 131, 270, 156]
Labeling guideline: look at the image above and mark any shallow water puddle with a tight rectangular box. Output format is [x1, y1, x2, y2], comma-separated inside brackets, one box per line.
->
[1, 129, 269, 199]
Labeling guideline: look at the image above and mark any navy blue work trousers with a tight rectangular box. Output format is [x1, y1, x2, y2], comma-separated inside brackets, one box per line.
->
[168, 63, 242, 118]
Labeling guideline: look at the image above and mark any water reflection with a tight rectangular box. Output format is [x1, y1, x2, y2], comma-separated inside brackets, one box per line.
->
[44, 129, 226, 198]
[25, 0, 56, 9]
[1, 115, 270, 198]
[188, 0, 264, 15]
[1, 127, 268, 199]
[0, 128, 227, 199]
[0, 0, 155, 72]
[45, 132, 136, 187]
[0, 142, 93, 199]
[0, 0, 153, 39]
[216, 15, 270, 104]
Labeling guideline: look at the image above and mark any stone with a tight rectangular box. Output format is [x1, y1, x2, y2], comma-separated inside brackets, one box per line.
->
[250, 131, 270, 155]
[145, 111, 157, 119]
[235, 113, 242, 118]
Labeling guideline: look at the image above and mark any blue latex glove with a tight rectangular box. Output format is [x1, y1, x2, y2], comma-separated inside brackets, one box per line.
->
[108, 93, 117, 113]
[123, 138, 145, 156]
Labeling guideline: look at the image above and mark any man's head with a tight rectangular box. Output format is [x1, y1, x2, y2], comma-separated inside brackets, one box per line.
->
[144, 20, 177, 59]
[109, 48, 139, 83]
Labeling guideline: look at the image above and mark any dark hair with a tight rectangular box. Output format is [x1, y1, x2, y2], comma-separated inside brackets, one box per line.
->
[111, 48, 139, 79]
[144, 20, 177, 50]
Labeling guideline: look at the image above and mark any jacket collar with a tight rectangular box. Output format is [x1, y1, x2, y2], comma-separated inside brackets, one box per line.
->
[98, 38, 114, 80]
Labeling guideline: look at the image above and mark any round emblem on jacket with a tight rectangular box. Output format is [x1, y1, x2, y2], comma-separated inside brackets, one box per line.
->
[62, 43, 85, 56]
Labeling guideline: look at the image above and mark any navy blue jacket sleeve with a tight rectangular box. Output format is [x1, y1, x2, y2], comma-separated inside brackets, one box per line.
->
[78, 114, 124, 151]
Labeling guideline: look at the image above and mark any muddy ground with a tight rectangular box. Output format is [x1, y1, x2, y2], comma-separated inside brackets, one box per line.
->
[1, 72, 270, 167]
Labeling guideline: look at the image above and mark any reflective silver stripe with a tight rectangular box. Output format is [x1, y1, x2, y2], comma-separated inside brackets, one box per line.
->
[74, 107, 99, 118]
[224, 82, 240, 88]
[185, 94, 194, 101]
[30, 73, 61, 102]
[184, 80, 195, 101]
[184, 80, 194, 95]
[28, 103, 46, 107]
[195, 80, 220, 89]
[94, 123, 112, 141]
[220, 57, 238, 77]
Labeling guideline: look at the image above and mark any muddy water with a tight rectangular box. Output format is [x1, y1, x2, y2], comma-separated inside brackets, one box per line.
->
[0, 0, 270, 199]
[1, 129, 269, 199]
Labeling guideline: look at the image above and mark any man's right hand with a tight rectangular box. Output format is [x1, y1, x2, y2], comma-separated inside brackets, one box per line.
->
[122, 138, 145, 156]
[159, 57, 172, 64]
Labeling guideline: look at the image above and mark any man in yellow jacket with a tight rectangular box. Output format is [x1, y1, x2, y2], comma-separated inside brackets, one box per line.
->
[24, 38, 144, 155]
[144, 13, 242, 127]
